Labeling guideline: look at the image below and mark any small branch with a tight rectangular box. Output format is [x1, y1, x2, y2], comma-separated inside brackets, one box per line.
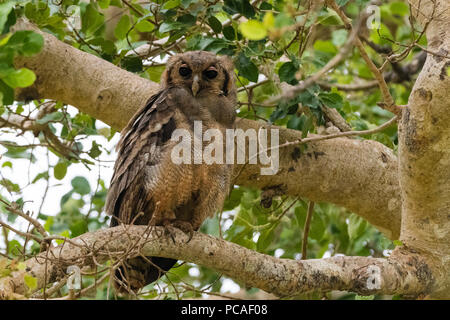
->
[321, 106, 352, 132]
[267, 18, 360, 104]
[302, 201, 315, 259]
[327, 0, 402, 115]
[1, 199, 48, 238]
[318, 80, 379, 91]
[0, 220, 42, 243]
[237, 79, 270, 93]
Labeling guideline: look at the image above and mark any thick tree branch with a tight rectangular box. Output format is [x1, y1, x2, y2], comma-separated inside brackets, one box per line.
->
[0, 226, 433, 299]
[398, 0, 450, 298]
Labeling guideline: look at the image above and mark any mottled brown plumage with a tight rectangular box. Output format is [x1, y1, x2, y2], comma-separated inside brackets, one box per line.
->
[105, 51, 236, 293]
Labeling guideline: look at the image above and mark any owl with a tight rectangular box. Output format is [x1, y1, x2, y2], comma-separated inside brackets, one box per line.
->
[105, 51, 237, 293]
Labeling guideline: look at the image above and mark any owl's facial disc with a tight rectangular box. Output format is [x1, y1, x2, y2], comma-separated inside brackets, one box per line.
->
[175, 60, 223, 97]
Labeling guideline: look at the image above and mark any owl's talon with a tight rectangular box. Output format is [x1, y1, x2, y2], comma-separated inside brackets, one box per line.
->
[163, 220, 194, 243]
[165, 226, 177, 243]
[162, 220, 177, 243]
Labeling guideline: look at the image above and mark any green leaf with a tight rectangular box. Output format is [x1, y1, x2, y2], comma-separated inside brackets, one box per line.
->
[135, 20, 155, 32]
[331, 29, 348, 47]
[257, 226, 277, 251]
[2, 68, 36, 88]
[15, 105, 23, 114]
[223, 25, 236, 40]
[54, 162, 68, 180]
[309, 213, 325, 241]
[2, 161, 12, 168]
[2, 141, 37, 162]
[36, 112, 64, 124]
[71, 176, 91, 195]
[146, 65, 166, 83]
[389, 2, 409, 16]
[32, 171, 49, 183]
[81, 3, 105, 36]
[162, 0, 180, 10]
[287, 114, 309, 132]
[1, 4, 15, 35]
[313, 40, 337, 54]
[274, 12, 293, 28]
[88, 141, 102, 158]
[0, 63, 14, 79]
[177, 14, 196, 27]
[186, 35, 229, 53]
[114, 15, 131, 40]
[317, 9, 342, 26]
[70, 219, 88, 237]
[236, 53, 258, 82]
[239, 20, 267, 41]
[0, 2, 14, 33]
[297, 87, 321, 109]
[0, 80, 14, 105]
[319, 91, 343, 109]
[17, 262, 27, 271]
[347, 214, 368, 240]
[98, 0, 111, 9]
[8, 240, 21, 256]
[55, 230, 70, 245]
[208, 16, 222, 33]
[0, 178, 20, 193]
[223, 188, 244, 210]
[224, 0, 255, 18]
[159, 21, 185, 33]
[6, 31, 44, 57]
[121, 56, 143, 73]
[278, 62, 298, 85]
[24, 274, 37, 291]
[263, 12, 274, 29]
[336, 0, 350, 6]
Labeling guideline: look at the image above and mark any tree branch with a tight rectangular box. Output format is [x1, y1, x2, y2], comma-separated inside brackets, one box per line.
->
[398, 0, 450, 298]
[0, 226, 433, 299]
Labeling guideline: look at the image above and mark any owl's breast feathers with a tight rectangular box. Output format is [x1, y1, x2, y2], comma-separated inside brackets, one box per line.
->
[105, 86, 232, 227]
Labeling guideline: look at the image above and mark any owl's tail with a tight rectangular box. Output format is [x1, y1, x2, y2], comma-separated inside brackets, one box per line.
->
[109, 214, 177, 294]
[114, 256, 177, 293]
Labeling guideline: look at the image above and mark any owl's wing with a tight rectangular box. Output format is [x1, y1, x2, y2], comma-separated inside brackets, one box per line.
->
[105, 88, 177, 226]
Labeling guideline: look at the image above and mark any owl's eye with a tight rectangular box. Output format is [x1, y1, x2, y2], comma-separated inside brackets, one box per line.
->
[179, 66, 192, 77]
[204, 67, 218, 79]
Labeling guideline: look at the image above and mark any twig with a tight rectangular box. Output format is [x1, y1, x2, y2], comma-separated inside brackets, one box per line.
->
[302, 201, 315, 259]
[1, 199, 48, 238]
[327, 0, 402, 115]
[266, 17, 360, 104]
[0, 220, 42, 243]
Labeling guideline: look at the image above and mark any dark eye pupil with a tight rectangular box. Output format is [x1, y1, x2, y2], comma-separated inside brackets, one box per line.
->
[204, 70, 218, 79]
[179, 67, 191, 77]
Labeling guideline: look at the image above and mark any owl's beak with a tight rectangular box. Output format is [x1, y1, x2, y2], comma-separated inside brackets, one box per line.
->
[192, 75, 200, 96]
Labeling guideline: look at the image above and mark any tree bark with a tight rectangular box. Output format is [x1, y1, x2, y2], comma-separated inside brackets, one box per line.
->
[398, 0, 450, 298]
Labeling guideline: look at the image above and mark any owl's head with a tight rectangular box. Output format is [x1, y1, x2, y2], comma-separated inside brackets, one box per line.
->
[161, 51, 236, 103]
